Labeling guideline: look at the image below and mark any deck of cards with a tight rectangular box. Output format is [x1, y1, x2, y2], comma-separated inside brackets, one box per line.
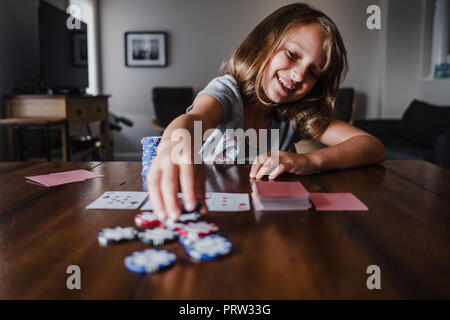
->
[251, 180, 312, 211]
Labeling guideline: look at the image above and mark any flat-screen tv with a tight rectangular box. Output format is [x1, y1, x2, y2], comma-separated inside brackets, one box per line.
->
[39, 1, 88, 93]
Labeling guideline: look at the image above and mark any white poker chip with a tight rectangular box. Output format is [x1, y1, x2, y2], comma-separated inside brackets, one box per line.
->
[138, 227, 178, 245]
[185, 235, 232, 261]
[176, 221, 219, 239]
[135, 211, 161, 227]
[163, 212, 202, 229]
[98, 227, 138, 246]
[178, 212, 202, 222]
[163, 220, 186, 230]
[124, 249, 176, 273]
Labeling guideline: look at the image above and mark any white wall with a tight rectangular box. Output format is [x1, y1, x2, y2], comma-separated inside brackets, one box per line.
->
[99, 0, 386, 157]
[382, 0, 450, 118]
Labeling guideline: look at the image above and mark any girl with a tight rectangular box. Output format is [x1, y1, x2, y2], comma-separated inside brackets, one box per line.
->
[148, 3, 386, 221]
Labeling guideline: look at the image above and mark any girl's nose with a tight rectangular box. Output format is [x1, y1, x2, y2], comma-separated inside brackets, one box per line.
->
[291, 64, 305, 84]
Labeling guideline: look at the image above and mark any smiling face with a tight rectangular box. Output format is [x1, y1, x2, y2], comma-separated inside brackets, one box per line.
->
[260, 23, 328, 104]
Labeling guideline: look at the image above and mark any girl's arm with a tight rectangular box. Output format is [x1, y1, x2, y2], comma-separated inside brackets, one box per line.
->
[305, 119, 386, 171]
[147, 94, 222, 220]
[250, 120, 386, 179]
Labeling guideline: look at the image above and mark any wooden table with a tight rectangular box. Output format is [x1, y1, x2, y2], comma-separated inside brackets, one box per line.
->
[0, 161, 449, 299]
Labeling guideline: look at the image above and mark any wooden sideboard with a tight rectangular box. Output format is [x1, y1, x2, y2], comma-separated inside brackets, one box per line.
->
[3, 95, 111, 161]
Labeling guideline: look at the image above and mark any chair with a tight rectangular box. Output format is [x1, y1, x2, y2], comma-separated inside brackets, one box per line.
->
[151, 87, 194, 132]
[295, 87, 355, 154]
[334, 87, 355, 124]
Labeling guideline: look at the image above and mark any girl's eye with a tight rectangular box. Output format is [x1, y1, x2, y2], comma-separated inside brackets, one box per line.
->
[287, 50, 297, 60]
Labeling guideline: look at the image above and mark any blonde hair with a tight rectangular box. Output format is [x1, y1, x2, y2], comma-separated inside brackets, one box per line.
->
[220, 3, 348, 139]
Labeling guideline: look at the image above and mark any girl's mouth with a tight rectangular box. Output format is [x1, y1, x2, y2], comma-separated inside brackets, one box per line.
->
[276, 74, 296, 94]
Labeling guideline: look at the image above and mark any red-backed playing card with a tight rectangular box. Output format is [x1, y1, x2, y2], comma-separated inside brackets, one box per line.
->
[252, 180, 309, 199]
[26, 169, 103, 187]
[310, 193, 368, 211]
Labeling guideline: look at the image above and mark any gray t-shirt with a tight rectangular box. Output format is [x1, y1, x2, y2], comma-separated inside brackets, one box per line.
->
[186, 74, 300, 164]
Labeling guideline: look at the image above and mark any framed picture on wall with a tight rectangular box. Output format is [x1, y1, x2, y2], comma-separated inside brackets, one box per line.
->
[125, 31, 168, 67]
[72, 33, 88, 67]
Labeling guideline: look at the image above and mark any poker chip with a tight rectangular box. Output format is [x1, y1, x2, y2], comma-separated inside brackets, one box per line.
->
[185, 234, 232, 261]
[141, 136, 162, 146]
[124, 249, 176, 273]
[163, 220, 186, 230]
[135, 211, 161, 227]
[98, 227, 138, 246]
[176, 221, 219, 239]
[141, 136, 162, 180]
[179, 212, 201, 222]
[178, 235, 195, 247]
[162, 211, 202, 230]
[137, 227, 178, 245]
[175, 212, 202, 223]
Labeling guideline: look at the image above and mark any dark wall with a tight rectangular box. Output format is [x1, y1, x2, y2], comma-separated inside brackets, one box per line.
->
[0, 0, 41, 160]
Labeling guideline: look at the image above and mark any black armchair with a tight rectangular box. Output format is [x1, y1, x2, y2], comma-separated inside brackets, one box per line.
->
[334, 87, 355, 124]
[151, 87, 194, 133]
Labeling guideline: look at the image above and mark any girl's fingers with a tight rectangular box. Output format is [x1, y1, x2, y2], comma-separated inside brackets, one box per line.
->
[250, 154, 267, 178]
[160, 165, 181, 221]
[268, 164, 286, 180]
[179, 163, 197, 213]
[255, 158, 274, 178]
[147, 169, 165, 220]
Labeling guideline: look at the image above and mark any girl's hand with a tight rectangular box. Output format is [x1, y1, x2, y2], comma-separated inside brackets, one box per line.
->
[146, 141, 207, 222]
[249, 151, 315, 180]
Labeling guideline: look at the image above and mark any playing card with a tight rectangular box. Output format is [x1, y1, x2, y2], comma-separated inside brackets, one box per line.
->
[86, 191, 148, 210]
[310, 193, 368, 211]
[26, 169, 103, 187]
[252, 180, 309, 199]
[206, 192, 250, 211]
[140, 192, 250, 212]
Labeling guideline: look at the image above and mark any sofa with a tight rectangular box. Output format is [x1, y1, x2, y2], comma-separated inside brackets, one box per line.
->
[354, 100, 450, 169]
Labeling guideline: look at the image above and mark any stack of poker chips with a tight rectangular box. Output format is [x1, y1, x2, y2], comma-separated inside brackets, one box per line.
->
[141, 136, 162, 181]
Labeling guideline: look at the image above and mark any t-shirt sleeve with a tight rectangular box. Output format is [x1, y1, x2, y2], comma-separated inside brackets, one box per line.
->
[186, 75, 241, 124]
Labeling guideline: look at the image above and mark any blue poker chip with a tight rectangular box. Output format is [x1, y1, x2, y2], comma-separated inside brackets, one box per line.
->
[141, 136, 162, 144]
[178, 235, 193, 247]
[143, 142, 159, 146]
[184, 234, 232, 261]
[124, 249, 176, 274]
[142, 145, 159, 150]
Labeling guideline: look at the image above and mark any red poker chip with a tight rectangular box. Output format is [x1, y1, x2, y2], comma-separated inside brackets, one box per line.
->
[135, 211, 161, 227]
[176, 221, 219, 238]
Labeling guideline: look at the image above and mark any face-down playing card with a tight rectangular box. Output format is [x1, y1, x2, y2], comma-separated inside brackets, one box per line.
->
[26, 169, 103, 187]
[309, 193, 368, 211]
